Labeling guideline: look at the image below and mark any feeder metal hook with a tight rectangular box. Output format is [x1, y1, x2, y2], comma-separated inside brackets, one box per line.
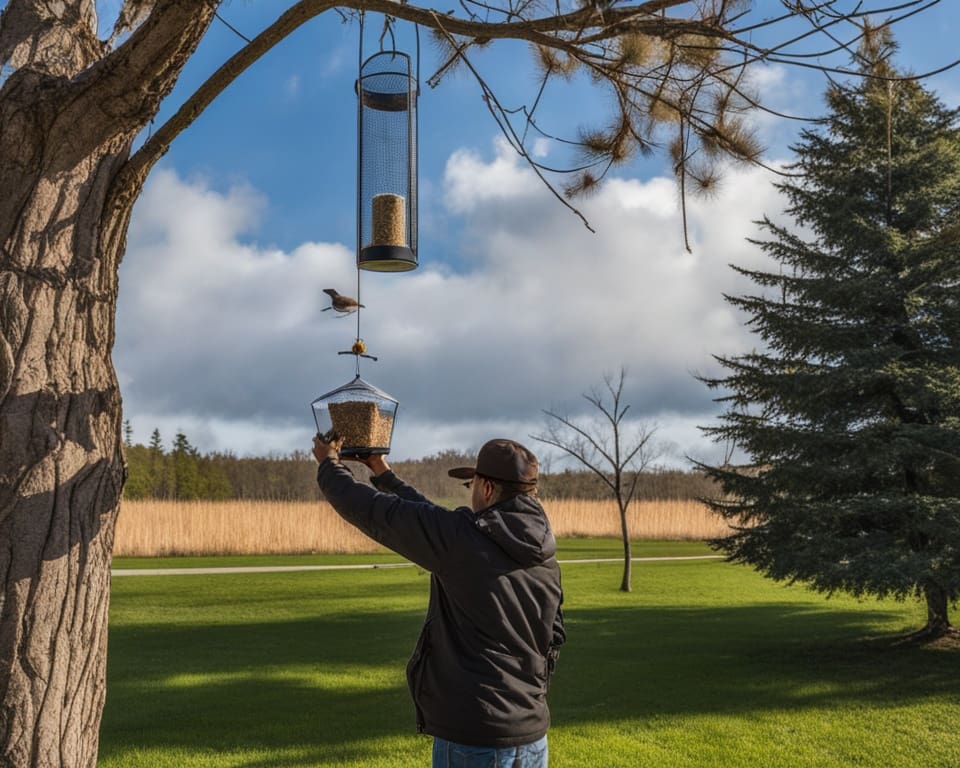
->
[379, 14, 397, 53]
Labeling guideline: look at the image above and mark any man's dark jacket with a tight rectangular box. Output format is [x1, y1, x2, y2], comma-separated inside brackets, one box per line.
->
[317, 459, 565, 747]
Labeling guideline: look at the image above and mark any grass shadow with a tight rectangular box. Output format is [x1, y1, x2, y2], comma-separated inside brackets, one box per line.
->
[551, 602, 960, 725]
[100, 610, 424, 764]
[101, 563, 959, 766]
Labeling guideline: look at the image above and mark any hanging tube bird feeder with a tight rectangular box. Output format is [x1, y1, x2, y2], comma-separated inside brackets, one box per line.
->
[356, 45, 419, 271]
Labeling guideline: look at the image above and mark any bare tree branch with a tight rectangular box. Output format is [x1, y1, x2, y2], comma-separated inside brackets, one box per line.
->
[104, 0, 957, 229]
[534, 367, 662, 591]
[427, 12, 598, 231]
[533, 429, 618, 495]
[540, 409, 618, 470]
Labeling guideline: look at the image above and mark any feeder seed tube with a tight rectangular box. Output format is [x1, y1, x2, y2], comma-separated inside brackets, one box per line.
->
[372, 193, 406, 246]
[328, 400, 394, 452]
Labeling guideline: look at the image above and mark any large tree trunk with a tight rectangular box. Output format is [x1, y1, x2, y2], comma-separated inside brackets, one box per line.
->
[0, 99, 129, 768]
[0, 124, 136, 764]
[0, 3, 217, 764]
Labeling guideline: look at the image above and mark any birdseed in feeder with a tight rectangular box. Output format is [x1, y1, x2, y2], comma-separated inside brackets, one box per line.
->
[372, 193, 406, 247]
[328, 400, 394, 453]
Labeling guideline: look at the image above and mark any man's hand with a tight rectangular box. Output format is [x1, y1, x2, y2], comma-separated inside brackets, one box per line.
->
[313, 432, 343, 464]
[349, 453, 391, 477]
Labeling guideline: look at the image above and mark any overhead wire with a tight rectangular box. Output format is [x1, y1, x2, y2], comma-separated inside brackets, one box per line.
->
[214, 11, 253, 44]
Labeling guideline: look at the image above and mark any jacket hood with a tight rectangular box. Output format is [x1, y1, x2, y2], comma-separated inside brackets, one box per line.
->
[474, 494, 556, 566]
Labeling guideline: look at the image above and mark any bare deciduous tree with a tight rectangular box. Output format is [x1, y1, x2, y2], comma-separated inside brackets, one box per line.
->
[534, 369, 663, 592]
[0, 1, 951, 764]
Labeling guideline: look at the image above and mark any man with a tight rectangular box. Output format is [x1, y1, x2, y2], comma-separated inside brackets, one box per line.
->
[312, 434, 565, 768]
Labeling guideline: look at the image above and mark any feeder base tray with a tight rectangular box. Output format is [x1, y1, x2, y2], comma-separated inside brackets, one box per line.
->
[359, 245, 417, 272]
[340, 446, 390, 458]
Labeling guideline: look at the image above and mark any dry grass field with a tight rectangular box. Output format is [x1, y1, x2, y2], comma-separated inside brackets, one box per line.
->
[549, 498, 733, 541]
[114, 498, 733, 557]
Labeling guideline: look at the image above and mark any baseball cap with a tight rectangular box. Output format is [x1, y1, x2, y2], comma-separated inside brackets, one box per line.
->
[448, 439, 539, 484]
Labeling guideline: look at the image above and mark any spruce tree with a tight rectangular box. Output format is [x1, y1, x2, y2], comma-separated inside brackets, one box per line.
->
[700, 29, 960, 641]
[148, 428, 169, 498]
[171, 431, 203, 500]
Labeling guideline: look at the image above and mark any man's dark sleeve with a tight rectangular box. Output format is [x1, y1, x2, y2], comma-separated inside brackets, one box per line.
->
[317, 459, 462, 573]
[369, 469, 431, 504]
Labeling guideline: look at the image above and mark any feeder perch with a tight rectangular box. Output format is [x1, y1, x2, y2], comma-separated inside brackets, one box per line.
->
[311, 375, 399, 456]
[337, 338, 378, 361]
[357, 50, 418, 272]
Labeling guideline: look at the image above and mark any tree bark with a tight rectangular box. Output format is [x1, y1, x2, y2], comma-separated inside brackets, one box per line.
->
[922, 582, 954, 638]
[0, 4, 217, 764]
[0, 103, 129, 768]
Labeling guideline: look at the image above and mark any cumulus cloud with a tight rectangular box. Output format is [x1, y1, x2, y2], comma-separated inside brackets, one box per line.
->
[117, 170, 357, 450]
[116, 147, 789, 464]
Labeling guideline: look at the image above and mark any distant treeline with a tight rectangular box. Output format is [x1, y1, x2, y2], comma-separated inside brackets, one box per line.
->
[122, 425, 719, 502]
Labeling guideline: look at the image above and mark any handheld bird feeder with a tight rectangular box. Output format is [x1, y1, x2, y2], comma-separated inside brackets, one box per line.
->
[356, 31, 419, 271]
[312, 375, 399, 457]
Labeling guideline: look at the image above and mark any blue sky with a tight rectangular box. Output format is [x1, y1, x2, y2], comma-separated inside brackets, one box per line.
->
[89, 1, 960, 466]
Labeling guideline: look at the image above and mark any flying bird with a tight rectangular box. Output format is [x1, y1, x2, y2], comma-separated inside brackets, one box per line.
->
[322, 288, 365, 315]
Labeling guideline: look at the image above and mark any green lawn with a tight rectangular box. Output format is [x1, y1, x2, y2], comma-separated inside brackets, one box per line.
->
[101, 540, 960, 767]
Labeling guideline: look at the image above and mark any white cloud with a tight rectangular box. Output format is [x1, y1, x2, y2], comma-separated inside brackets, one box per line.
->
[117, 149, 789, 465]
[318, 45, 349, 79]
[532, 138, 551, 158]
[443, 139, 544, 213]
[284, 74, 301, 98]
[117, 169, 356, 442]
[126, 412, 308, 458]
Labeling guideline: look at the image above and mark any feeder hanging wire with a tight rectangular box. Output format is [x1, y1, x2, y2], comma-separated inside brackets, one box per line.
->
[344, 11, 421, 374]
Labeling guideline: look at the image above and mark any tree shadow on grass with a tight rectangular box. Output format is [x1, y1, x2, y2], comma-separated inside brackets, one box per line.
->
[100, 609, 425, 766]
[100, 598, 959, 766]
[551, 602, 960, 726]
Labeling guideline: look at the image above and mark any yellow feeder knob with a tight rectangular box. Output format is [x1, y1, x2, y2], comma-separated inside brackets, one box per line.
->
[352, 340, 367, 356]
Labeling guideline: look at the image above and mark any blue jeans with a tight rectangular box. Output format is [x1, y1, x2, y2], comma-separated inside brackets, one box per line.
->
[432, 735, 548, 768]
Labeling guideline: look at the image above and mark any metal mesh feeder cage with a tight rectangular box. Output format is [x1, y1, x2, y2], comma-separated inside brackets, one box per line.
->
[311, 375, 399, 456]
[357, 50, 418, 272]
